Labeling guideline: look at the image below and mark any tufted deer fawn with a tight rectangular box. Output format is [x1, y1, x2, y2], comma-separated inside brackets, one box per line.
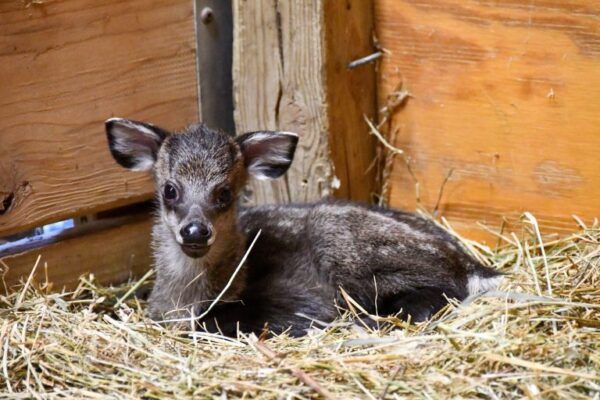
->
[105, 118, 501, 336]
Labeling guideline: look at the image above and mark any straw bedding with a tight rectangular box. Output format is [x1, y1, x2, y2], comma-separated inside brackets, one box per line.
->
[1, 216, 598, 399]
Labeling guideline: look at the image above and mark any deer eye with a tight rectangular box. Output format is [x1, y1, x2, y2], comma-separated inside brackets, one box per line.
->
[163, 182, 178, 202]
[217, 186, 232, 206]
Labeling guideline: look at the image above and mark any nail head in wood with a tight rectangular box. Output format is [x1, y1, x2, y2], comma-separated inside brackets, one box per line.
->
[200, 7, 214, 24]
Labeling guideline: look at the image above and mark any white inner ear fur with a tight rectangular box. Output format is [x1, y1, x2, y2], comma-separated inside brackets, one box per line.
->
[245, 132, 298, 179]
[109, 118, 162, 171]
[242, 131, 298, 144]
[127, 156, 155, 172]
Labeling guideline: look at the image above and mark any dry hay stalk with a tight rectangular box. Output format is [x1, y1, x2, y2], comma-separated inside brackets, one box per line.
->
[365, 80, 414, 207]
[0, 217, 599, 399]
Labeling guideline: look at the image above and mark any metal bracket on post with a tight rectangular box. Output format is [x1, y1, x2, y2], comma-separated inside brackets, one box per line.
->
[194, 0, 235, 135]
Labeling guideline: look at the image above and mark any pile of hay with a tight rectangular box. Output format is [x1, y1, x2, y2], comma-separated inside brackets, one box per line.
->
[1, 217, 598, 399]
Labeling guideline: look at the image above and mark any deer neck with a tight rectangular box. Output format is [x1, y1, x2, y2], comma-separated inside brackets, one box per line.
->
[152, 217, 247, 310]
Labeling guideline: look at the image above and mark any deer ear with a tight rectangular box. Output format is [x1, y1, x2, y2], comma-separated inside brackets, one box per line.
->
[105, 118, 170, 171]
[235, 131, 298, 179]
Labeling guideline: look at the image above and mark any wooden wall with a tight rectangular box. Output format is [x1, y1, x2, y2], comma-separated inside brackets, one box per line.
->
[375, 0, 600, 241]
[2, 0, 377, 291]
[0, 0, 198, 237]
[233, 0, 377, 204]
[0, 0, 198, 289]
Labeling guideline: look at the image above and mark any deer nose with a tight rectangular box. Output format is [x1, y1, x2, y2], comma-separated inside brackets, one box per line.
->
[180, 222, 212, 245]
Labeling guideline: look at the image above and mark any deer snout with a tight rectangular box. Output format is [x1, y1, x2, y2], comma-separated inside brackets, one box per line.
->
[179, 221, 215, 258]
[180, 222, 212, 244]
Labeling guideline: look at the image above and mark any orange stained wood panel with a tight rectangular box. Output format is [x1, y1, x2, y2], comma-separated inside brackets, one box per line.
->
[0, 0, 198, 237]
[375, 0, 600, 242]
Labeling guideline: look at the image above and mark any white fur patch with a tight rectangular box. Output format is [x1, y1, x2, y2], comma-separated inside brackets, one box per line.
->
[467, 274, 503, 295]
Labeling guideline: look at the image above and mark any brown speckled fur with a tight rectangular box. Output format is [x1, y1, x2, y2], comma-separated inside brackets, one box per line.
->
[105, 119, 501, 337]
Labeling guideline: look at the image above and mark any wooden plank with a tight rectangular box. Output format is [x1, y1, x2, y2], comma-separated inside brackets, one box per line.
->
[0, 0, 199, 237]
[232, 0, 377, 204]
[1, 216, 153, 293]
[375, 0, 600, 241]
[324, 0, 378, 201]
[232, 1, 330, 204]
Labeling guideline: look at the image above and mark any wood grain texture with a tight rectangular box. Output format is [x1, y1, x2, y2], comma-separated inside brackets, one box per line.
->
[233, 0, 377, 204]
[324, 0, 378, 201]
[375, 0, 600, 241]
[1, 216, 153, 292]
[0, 0, 199, 237]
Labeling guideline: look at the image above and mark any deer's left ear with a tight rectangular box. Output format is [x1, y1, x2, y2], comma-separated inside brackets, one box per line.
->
[235, 131, 298, 179]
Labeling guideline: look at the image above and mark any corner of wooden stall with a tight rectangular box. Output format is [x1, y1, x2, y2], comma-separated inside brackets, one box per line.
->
[1, 0, 381, 292]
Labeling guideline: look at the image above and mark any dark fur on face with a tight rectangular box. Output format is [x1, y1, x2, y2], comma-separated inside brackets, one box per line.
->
[105, 118, 501, 336]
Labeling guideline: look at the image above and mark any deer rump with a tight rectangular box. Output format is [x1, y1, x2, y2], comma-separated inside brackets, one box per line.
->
[104, 118, 501, 337]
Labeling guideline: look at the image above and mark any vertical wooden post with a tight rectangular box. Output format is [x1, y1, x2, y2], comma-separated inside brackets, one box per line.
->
[324, 0, 378, 202]
[195, 0, 235, 134]
[233, 0, 377, 204]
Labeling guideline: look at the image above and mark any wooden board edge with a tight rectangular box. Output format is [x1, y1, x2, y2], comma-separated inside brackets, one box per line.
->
[324, 0, 378, 202]
[1, 216, 154, 293]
